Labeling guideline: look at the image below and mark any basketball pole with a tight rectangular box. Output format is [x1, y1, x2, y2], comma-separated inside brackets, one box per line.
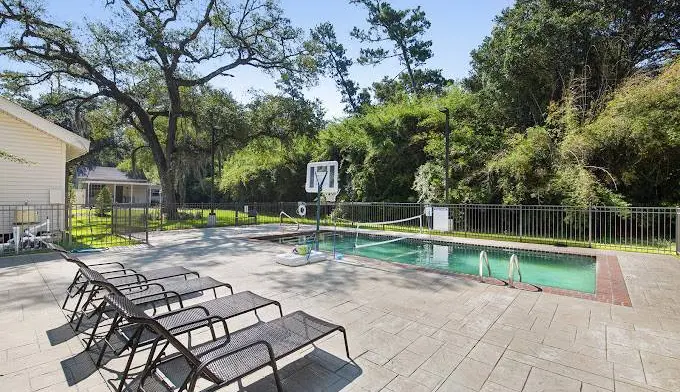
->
[315, 171, 328, 251]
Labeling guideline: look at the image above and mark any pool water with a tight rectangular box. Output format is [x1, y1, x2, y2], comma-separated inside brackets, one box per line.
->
[276, 232, 596, 294]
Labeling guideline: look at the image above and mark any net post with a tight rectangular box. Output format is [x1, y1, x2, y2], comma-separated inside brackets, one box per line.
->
[676, 207, 679, 255]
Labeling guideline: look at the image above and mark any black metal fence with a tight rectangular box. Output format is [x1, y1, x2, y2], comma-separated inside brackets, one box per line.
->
[1, 202, 678, 255]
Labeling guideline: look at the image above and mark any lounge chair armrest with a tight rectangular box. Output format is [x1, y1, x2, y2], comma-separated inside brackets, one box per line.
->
[195, 340, 275, 376]
[88, 261, 126, 269]
[118, 281, 164, 292]
[167, 315, 229, 336]
[155, 305, 210, 320]
[100, 268, 137, 277]
[107, 273, 148, 285]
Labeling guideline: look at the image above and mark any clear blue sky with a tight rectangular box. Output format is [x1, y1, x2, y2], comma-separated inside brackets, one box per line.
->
[9, 0, 514, 119]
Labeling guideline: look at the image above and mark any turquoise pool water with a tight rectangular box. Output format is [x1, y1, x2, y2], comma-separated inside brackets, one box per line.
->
[274, 232, 596, 293]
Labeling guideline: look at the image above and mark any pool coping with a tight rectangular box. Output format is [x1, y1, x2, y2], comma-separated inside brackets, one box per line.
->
[249, 229, 632, 307]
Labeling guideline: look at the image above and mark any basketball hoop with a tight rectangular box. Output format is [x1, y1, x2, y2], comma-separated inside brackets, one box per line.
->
[306, 161, 340, 250]
[322, 191, 338, 203]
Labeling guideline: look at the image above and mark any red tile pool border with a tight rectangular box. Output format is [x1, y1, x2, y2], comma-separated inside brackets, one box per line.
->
[540, 255, 630, 306]
[371, 254, 632, 307]
[595, 255, 631, 306]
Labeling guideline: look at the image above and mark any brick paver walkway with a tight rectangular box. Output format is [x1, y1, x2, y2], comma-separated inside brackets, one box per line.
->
[0, 225, 679, 391]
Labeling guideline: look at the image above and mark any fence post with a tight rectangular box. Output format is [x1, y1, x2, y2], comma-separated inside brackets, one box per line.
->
[111, 204, 115, 240]
[145, 204, 149, 244]
[159, 202, 164, 231]
[464, 204, 468, 235]
[519, 205, 523, 240]
[588, 206, 593, 247]
[67, 204, 73, 247]
[676, 207, 680, 255]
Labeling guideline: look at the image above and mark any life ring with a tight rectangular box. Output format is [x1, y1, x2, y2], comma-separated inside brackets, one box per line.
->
[297, 204, 307, 216]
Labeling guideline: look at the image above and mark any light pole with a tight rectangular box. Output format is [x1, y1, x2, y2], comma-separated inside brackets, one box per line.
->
[207, 126, 217, 227]
[439, 107, 450, 202]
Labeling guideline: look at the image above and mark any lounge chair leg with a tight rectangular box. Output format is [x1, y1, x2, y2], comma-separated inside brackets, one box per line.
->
[275, 302, 283, 318]
[271, 361, 283, 392]
[340, 328, 350, 359]
[63, 273, 81, 309]
[85, 306, 105, 350]
[96, 314, 120, 366]
[75, 289, 100, 331]
[68, 284, 88, 322]
[212, 288, 217, 299]
[117, 327, 143, 392]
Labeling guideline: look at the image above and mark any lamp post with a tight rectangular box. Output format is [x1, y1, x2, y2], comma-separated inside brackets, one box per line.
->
[207, 126, 217, 227]
[439, 107, 450, 202]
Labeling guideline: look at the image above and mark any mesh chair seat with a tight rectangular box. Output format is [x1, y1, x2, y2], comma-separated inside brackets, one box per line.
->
[118, 291, 281, 343]
[123, 276, 230, 305]
[154, 311, 345, 386]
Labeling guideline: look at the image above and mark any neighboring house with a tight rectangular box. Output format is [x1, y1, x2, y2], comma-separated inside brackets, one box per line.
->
[0, 96, 90, 238]
[75, 166, 161, 205]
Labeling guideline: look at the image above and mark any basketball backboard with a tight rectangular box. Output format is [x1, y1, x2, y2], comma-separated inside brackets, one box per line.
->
[306, 161, 339, 194]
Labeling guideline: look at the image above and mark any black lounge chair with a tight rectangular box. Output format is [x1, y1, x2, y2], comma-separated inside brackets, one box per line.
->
[73, 267, 233, 331]
[46, 243, 200, 314]
[95, 292, 283, 391]
[108, 294, 350, 392]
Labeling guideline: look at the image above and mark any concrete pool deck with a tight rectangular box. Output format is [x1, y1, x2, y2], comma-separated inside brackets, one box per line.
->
[0, 224, 679, 391]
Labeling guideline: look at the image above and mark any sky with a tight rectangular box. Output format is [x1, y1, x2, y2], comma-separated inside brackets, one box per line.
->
[4, 0, 514, 119]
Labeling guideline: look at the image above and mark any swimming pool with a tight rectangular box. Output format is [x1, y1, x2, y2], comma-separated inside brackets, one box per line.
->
[270, 232, 597, 294]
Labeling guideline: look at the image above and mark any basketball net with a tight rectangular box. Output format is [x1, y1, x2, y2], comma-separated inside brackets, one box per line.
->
[322, 191, 338, 203]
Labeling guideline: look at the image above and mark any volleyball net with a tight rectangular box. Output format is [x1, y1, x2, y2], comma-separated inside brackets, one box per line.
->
[353, 214, 424, 248]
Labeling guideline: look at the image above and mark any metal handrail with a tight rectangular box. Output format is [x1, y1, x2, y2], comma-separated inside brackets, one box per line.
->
[507, 254, 522, 288]
[478, 251, 491, 282]
[279, 211, 300, 231]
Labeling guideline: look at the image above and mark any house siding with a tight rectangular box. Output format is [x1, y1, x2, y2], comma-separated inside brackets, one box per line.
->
[0, 110, 66, 234]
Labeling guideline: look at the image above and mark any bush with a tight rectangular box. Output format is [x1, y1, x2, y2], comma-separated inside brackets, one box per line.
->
[95, 187, 112, 217]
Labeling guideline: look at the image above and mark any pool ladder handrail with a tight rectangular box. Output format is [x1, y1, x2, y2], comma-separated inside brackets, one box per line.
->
[478, 251, 491, 282]
[507, 254, 522, 288]
[279, 211, 300, 231]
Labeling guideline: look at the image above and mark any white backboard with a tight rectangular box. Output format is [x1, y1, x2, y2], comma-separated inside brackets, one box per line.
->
[306, 161, 339, 193]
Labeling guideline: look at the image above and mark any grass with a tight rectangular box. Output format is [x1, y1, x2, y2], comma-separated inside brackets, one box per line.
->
[66, 209, 141, 249]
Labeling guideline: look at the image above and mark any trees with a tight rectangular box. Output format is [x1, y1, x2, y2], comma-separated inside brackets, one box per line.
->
[350, 0, 433, 95]
[94, 186, 112, 217]
[372, 69, 450, 104]
[0, 0, 315, 214]
[311, 23, 369, 114]
[220, 93, 326, 201]
[467, 0, 680, 128]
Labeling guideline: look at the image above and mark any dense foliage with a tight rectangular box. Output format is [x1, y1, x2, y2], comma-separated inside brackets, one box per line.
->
[2, 0, 679, 207]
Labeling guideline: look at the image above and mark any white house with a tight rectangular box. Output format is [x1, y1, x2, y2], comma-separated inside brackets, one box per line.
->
[0, 96, 90, 238]
[75, 166, 161, 205]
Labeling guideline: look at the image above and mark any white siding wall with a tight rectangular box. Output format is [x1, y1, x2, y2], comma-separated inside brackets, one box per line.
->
[0, 111, 66, 234]
[132, 186, 149, 203]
